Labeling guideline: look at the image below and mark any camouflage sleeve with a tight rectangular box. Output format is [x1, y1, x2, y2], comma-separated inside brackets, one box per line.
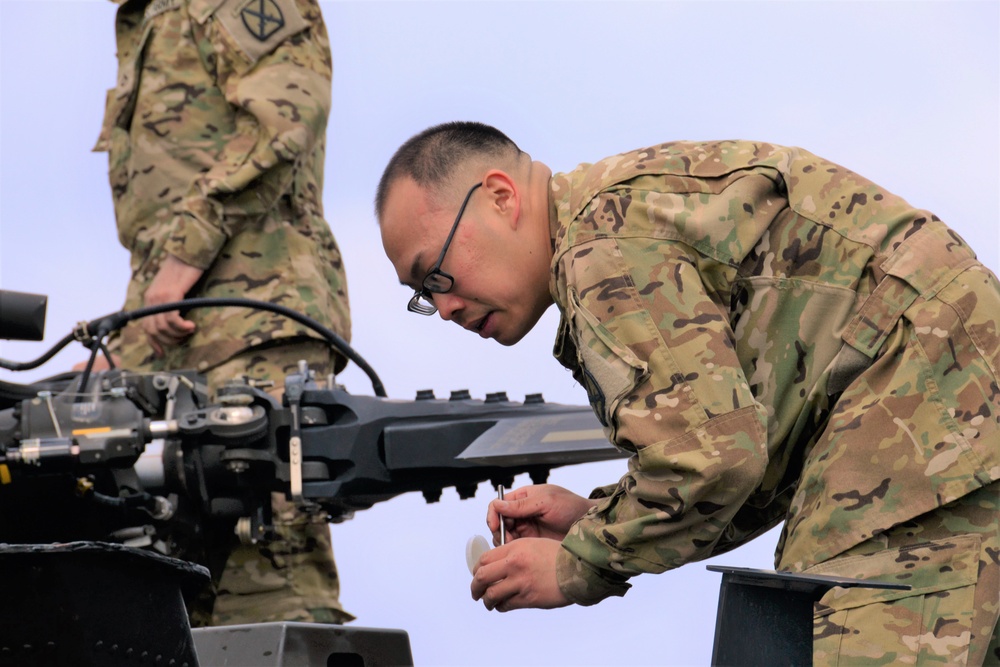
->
[555, 192, 770, 606]
[162, 0, 333, 270]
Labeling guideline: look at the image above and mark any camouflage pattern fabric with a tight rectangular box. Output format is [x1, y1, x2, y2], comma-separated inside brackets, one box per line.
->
[94, 0, 351, 626]
[808, 481, 998, 666]
[547, 141, 999, 663]
[95, 0, 351, 374]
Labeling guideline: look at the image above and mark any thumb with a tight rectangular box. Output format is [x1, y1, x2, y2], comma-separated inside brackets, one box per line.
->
[494, 497, 541, 518]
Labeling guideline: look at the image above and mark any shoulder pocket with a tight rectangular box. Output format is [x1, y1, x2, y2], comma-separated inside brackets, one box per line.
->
[567, 286, 649, 435]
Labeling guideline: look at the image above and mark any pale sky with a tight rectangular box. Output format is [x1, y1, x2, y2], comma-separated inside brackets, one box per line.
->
[1, 1, 998, 665]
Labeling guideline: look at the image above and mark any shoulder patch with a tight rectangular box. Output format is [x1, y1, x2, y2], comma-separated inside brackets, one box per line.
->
[214, 0, 308, 65]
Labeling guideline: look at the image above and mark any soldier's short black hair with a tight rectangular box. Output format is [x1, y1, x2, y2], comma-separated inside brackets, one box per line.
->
[375, 121, 522, 220]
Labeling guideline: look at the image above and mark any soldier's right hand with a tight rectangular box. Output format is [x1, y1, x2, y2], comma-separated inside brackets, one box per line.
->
[486, 484, 598, 544]
[141, 254, 203, 356]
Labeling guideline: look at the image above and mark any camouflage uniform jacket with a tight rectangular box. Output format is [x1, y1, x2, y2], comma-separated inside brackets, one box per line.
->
[548, 141, 1000, 605]
[95, 0, 350, 374]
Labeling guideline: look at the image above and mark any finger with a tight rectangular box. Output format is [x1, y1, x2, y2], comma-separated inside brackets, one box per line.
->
[492, 518, 523, 546]
[480, 578, 520, 613]
[492, 497, 548, 520]
[470, 551, 505, 599]
[160, 311, 196, 337]
[145, 313, 194, 346]
[145, 332, 164, 357]
[490, 498, 522, 518]
[488, 502, 520, 542]
[143, 313, 171, 338]
[503, 516, 522, 540]
[475, 541, 504, 569]
[494, 598, 517, 613]
[145, 317, 179, 355]
[486, 500, 500, 533]
[470, 575, 487, 601]
[504, 486, 533, 501]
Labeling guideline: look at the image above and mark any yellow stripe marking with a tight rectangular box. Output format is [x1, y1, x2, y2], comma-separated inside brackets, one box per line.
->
[540, 429, 606, 443]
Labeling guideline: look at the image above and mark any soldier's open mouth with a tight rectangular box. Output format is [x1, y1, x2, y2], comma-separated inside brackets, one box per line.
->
[474, 312, 495, 338]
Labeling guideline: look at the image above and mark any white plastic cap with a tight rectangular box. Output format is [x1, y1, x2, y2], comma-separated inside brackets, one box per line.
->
[465, 534, 491, 575]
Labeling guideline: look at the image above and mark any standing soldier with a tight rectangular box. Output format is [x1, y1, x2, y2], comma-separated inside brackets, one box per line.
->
[93, 0, 352, 626]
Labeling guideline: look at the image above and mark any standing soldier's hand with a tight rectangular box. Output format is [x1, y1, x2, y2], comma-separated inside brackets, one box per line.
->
[142, 254, 203, 356]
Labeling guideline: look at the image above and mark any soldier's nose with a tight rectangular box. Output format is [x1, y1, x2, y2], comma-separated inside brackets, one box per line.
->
[435, 293, 464, 322]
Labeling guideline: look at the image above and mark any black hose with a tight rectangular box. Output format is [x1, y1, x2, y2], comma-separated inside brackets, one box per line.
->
[0, 298, 387, 397]
[0, 332, 76, 372]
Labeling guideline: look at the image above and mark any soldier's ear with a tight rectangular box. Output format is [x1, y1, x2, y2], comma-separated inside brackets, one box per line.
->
[482, 170, 520, 229]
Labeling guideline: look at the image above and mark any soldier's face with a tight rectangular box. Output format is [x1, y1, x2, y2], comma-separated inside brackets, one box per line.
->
[380, 177, 551, 346]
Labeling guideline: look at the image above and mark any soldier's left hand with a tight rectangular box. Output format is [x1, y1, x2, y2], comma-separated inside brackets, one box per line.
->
[470, 537, 570, 612]
[142, 254, 204, 356]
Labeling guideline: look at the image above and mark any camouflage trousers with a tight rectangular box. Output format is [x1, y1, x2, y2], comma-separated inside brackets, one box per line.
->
[189, 338, 354, 627]
[768, 260, 1000, 665]
[799, 481, 999, 666]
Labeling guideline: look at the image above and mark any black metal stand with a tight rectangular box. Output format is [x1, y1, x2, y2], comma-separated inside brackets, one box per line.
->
[707, 565, 910, 666]
[0, 541, 209, 667]
[0, 541, 415, 667]
[192, 622, 414, 666]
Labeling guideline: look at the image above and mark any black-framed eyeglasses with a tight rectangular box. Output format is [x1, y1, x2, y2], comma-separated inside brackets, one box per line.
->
[407, 182, 482, 315]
